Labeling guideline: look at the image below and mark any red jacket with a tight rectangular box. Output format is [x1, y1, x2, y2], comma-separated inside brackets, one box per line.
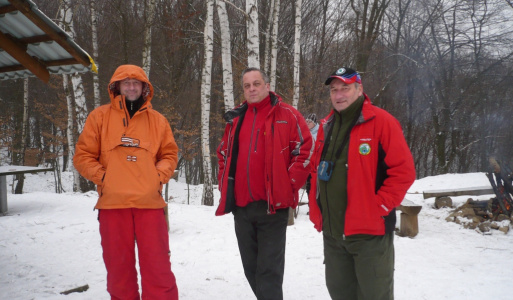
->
[216, 92, 313, 215]
[308, 95, 416, 235]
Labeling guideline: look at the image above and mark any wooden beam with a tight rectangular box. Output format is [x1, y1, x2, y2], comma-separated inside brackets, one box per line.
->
[7, 0, 90, 67]
[0, 58, 80, 73]
[0, 4, 17, 14]
[0, 30, 49, 82]
[19, 34, 53, 44]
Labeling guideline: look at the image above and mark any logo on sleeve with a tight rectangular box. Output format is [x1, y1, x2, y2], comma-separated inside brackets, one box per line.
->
[359, 143, 371, 155]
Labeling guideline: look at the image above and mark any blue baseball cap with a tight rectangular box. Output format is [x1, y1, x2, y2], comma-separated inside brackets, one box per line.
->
[325, 67, 362, 85]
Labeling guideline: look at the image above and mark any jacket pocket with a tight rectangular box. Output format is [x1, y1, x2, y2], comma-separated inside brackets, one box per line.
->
[101, 146, 161, 206]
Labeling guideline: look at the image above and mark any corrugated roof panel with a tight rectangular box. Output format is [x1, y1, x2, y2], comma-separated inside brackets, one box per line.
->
[0, 10, 46, 38]
[27, 41, 71, 61]
[0, 0, 94, 82]
[0, 69, 31, 80]
[0, 49, 18, 67]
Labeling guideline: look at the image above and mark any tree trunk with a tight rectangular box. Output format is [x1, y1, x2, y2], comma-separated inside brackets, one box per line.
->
[246, 0, 260, 68]
[90, 0, 101, 108]
[292, 0, 302, 109]
[216, 0, 235, 112]
[61, 0, 88, 192]
[14, 78, 29, 194]
[350, 0, 391, 72]
[263, 0, 275, 73]
[269, 0, 280, 91]
[201, 0, 215, 206]
[142, 0, 156, 76]
[63, 74, 80, 191]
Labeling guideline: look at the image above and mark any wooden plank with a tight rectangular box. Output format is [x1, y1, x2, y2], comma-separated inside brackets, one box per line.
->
[0, 165, 53, 176]
[423, 186, 494, 199]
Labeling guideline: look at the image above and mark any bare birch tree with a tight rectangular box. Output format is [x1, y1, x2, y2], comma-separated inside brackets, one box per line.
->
[246, 0, 260, 67]
[142, 0, 156, 76]
[263, 0, 275, 73]
[90, 0, 100, 108]
[201, 0, 215, 206]
[216, 0, 235, 111]
[269, 0, 280, 90]
[292, 0, 302, 108]
[14, 79, 30, 194]
[63, 73, 77, 188]
[60, 0, 88, 192]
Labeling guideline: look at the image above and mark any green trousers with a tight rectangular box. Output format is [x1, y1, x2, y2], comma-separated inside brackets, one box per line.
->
[323, 233, 395, 300]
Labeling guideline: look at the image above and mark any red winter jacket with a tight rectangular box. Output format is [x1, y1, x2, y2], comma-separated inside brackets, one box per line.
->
[308, 94, 416, 235]
[216, 92, 313, 215]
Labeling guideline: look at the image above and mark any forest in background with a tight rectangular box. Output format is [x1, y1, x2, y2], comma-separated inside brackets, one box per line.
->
[1, 0, 513, 198]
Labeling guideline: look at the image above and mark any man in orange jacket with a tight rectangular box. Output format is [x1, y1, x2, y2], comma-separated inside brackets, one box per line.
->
[74, 65, 179, 299]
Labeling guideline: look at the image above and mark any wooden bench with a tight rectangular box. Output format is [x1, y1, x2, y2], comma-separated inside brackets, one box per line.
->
[397, 199, 422, 237]
[422, 186, 493, 199]
[0, 165, 54, 214]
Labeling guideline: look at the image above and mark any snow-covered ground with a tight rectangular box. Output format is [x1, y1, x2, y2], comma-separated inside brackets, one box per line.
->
[0, 171, 512, 299]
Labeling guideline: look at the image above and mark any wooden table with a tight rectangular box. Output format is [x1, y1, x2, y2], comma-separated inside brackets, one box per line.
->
[0, 166, 54, 214]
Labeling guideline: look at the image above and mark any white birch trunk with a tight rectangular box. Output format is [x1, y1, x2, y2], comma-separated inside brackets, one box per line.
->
[142, 0, 156, 76]
[21, 78, 29, 164]
[292, 0, 302, 109]
[263, 0, 275, 73]
[216, 0, 235, 112]
[246, 0, 260, 68]
[61, 0, 86, 191]
[201, 0, 215, 206]
[269, 0, 280, 91]
[90, 0, 100, 108]
[63, 74, 80, 191]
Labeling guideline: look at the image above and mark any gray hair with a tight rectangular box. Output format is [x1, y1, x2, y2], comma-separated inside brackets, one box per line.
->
[241, 68, 270, 86]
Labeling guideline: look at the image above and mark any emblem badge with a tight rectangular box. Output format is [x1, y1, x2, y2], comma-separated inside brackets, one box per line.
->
[336, 68, 346, 75]
[359, 143, 371, 155]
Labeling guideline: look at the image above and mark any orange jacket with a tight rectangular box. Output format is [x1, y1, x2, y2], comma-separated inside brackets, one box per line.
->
[73, 65, 179, 209]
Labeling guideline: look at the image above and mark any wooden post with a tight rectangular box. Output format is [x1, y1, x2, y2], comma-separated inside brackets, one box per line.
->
[287, 208, 294, 225]
[398, 199, 422, 237]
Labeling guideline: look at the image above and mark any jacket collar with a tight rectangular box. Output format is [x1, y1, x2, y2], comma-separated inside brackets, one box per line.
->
[322, 93, 375, 126]
[223, 92, 280, 123]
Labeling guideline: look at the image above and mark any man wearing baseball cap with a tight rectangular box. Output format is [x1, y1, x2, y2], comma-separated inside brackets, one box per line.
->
[307, 67, 416, 300]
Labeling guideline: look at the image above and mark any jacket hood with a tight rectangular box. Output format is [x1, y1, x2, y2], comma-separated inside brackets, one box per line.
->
[108, 65, 154, 104]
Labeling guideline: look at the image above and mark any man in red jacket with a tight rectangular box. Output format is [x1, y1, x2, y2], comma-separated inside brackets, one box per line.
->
[308, 67, 416, 300]
[216, 68, 313, 300]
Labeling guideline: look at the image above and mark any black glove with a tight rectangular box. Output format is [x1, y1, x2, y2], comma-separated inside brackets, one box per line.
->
[305, 174, 311, 193]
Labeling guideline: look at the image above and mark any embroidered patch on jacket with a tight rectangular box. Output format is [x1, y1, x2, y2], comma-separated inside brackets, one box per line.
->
[359, 143, 371, 155]
[276, 120, 288, 124]
[121, 136, 140, 147]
